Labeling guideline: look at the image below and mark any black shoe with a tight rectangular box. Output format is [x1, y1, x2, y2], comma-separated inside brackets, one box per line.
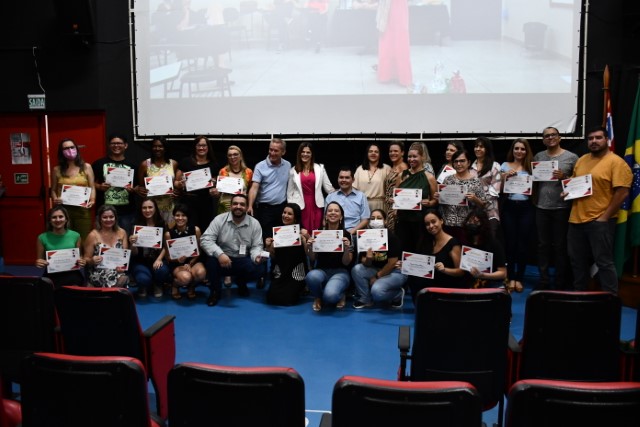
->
[238, 283, 250, 297]
[256, 277, 265, 289]
[353, 300, 373, 309]
[206, 291, 220, 307]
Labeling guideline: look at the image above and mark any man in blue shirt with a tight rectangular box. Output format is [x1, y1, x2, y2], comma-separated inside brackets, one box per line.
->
[325, 167, 370, 236]
[247, 138, 291, 287]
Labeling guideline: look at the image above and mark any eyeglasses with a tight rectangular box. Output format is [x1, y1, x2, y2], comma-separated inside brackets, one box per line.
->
[227, 153, 240, 157]
[542, 133, 559, 139]
[453, 159, 468, 164]
[109, 142, 125, 146]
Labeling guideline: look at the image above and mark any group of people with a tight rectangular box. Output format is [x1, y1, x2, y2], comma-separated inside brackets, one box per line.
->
[35, 125, 633, 313]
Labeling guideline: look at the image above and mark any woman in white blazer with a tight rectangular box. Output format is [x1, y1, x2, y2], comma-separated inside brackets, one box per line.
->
[287, 142, 335, 231]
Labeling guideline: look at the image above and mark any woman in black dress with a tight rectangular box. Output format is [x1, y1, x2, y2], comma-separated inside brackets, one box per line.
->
[264, 203, 309, 306]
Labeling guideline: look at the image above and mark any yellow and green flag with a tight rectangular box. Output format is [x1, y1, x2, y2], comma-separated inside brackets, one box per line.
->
[614, 85, 640, 277]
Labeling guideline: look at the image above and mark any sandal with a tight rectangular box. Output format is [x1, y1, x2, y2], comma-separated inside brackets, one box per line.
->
[187, 285, 196, 299]
[223, 276, 232, 287]
[505, 280, 515, 293]
[312, 298, 322, 312]
[336, 295, 346, 309]
[171, 287, 182, 300]
[514, 281, 524, 293]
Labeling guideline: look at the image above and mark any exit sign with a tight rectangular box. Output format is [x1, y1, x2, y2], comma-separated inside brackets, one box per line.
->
[28, 94, 46, 110]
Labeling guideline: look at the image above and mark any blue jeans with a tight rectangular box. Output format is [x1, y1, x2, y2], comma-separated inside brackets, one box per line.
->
[536, 207, 571, 289]
[206, 255, 262, 292]
[131, 261, 171, 291]
[351, 263, 407, 304]
[567, 219, 618, 293]
[306, 268, 350, 304]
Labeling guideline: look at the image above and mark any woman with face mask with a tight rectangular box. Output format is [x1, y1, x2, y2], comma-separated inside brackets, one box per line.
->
[50, 138, 96, 242]
[351, 209, 407, 309]
[462, 209, 507, 289]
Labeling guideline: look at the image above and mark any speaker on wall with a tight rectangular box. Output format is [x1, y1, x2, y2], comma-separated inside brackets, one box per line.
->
[53, 0, 96, 40]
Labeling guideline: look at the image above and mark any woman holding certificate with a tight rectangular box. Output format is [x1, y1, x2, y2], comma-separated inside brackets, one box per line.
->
[305, 202, 353, 312]
[83, 205, 130, 288]
[176, 136, 219, 233]
[129, 198, 171, 298]
[353, 142, 391, 213]
[165, 204, 206, 300]
[462, 209, 507, 289]
[394, 142, 437, 253]
[435, 149, 487, 244]
[35, 206, 86, 288]
[50, 138, 96, 242]
[500, 138, 534, 293]
[435, 140, 463, 184]
[384, 141, 408, 231]
[217, 145, 253, 214]
[137, 137, 179, 227]
[351, 209, 407, 309]
[471, 137, 503, 239]
[406, 209, 465, 300]
[264, 203, 309, 306]
[287, 142, 334, 232]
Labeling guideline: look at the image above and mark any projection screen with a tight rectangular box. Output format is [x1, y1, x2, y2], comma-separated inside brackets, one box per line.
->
[132, 0, 582, 136]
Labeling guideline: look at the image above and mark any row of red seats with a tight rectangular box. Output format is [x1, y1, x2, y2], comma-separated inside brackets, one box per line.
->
[1, 277, 639, 426]
[4, 354, 640, 427]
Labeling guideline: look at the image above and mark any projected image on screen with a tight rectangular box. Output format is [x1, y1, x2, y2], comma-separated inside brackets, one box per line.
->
[133, 0, 581, 135]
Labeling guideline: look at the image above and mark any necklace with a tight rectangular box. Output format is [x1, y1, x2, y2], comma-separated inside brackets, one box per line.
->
[229, 166, 242, 174]
[367, 167, 378, 183]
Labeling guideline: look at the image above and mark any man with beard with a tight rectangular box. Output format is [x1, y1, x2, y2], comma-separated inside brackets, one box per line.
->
[201, 194, 265, 306]
[565, 126, 632, 294]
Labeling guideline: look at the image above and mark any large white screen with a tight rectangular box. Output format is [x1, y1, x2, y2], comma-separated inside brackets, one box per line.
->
[133, 0, 582, 136]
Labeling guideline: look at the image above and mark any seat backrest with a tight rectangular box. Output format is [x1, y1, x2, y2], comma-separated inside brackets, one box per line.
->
[519, 291, 621, 382]
[54, 286, 146, 364]
[331, 376, 482, 427]
[21, 353, 153, 427]
[0, 276, 57, 383]
[410, 287, 512, 408]
[506, 379, 640, 427]
[168, 363, 305, 427]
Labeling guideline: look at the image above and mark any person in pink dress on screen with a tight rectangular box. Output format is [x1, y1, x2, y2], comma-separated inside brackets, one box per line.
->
[287, 142, 335, 232]
[376, 0, 412, 87]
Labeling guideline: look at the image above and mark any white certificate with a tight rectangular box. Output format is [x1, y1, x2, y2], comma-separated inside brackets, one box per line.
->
[531, 160, 559, 182]
[216, 176, 244, 195]
[438, 184, 467, 206]
[132, 226, 163, 249]
[311, 230, 344, 253]
[145, 175, 174, 197]
[61, 185, 92, 207]
[46, 248, 82, 274]
[437, 165, 456, 184]
[459, 245, 493, 273]
[356, 228, 389, 251]
[392, 188, 422, 210]
[272, 224, 302, 248]
[105, 167, 134, 188]
[401, 251, 435, 279]
[503, 174, 533, 195]
[166, 235, 199, 259]
[562, 174, 593, 200]
[184, 168, 214, 192]
[97, 247, 131, 271]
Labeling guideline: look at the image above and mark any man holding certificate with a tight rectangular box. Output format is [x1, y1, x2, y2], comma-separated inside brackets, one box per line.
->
[201, 194, 265, 307]
[92, 133, 140, 234]
[565, 126, 632, 294]
[533, 127, 578, 290]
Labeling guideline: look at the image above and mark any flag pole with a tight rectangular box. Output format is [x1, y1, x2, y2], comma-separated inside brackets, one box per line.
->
[602, 65, 610, 127]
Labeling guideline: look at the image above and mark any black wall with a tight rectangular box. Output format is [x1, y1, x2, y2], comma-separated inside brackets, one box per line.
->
[0, 0, 638, 170]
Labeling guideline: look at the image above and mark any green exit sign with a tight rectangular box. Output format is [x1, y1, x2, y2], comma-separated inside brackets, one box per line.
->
[14, 173, 29, 184]
[28, 94, 46, 110]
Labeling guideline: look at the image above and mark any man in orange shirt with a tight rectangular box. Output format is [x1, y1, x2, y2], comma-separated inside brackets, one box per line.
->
[566, 126, 632, 294]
